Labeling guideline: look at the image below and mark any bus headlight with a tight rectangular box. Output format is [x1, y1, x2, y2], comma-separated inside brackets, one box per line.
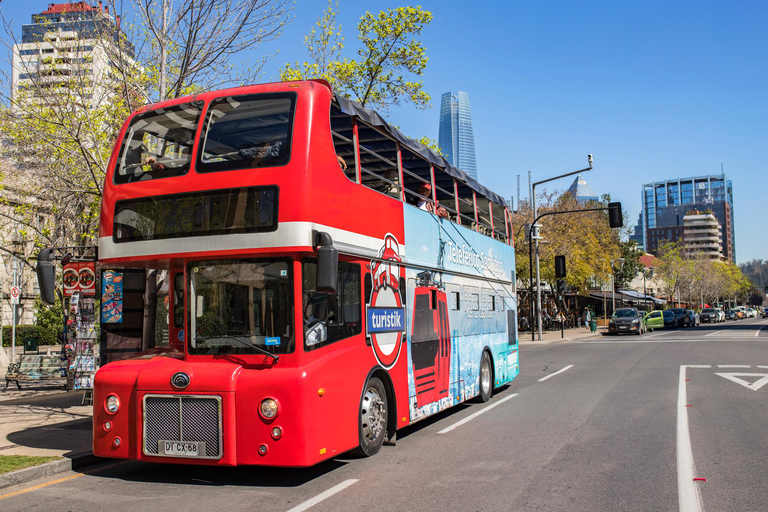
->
[260, 398, 279, 419]
[106, 394, 121, 414]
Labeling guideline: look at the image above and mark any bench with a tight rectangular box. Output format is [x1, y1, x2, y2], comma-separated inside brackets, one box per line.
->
[5, 354, 67, 390]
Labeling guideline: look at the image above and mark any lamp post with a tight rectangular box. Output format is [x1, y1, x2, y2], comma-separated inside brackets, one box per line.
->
[643, 267, 654, 312]
[611, 257, 625, 316]
[529, 154, 593, 341]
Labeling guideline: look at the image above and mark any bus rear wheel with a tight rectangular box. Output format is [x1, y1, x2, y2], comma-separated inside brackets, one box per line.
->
[476, 351, 493, 403]
[353, 376, 388, 457]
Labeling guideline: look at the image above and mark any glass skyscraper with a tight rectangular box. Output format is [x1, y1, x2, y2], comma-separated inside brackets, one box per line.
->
[641, 174, 735, 261]
[438, 91, 478, 180]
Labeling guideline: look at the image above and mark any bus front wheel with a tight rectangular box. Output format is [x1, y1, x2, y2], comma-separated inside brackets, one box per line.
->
[354, 376, 388, 457]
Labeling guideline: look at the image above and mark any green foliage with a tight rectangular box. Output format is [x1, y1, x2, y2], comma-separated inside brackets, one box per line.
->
[0, 456, 61, 475]
[34, 296, 64, 338]
[281, 2, 433, 112]
[614, 241, 643, 289]
[2, 325, 59, 347]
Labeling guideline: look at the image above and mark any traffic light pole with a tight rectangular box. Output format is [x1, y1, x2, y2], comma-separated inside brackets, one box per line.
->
[528, 203, 622, 341]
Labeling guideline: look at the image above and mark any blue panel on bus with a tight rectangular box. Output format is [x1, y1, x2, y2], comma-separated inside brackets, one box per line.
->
[366, 307, 406, 334]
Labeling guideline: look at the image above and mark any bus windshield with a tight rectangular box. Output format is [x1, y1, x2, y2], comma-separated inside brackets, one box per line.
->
[115, 101, 203, 184]
[188, 258, 294, 355]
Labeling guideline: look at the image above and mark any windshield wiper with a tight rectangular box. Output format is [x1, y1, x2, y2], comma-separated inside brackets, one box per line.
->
[196, 335, 279, 363]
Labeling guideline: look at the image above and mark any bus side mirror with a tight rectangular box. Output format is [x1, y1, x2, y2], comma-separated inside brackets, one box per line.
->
[36, 248, 56, 306]
[315, 231, 338, 294]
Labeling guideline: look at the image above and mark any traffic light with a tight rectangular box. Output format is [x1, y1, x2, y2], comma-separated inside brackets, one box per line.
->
[608, 202, 623, 228]
[556, 279, 566, 296]
[555, 255, 566, 278]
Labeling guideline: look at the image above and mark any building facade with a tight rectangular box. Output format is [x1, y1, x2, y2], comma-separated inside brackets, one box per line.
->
[567, 174, 599, 203]
[641, 174, 735, 261]
[438, 91, 478, 180]
[683, 211, 724, 260]
[11, 2, 134, 109]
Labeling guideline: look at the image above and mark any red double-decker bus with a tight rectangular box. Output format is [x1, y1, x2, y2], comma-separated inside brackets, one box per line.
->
[38, 80, 519, 467]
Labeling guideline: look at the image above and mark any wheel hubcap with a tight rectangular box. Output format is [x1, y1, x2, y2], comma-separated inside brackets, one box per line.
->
[481, 359, 491, 395]
[361, 387, 385, 441]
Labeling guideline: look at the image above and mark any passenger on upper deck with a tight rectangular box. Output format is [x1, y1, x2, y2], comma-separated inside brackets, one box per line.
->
[416, 183, 449, 218]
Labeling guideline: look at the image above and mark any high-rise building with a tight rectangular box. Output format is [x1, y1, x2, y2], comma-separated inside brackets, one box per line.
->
[629, 213, 644, 250]
[11, 2, 135, 109]
[641, 174, 735, 261]
[683, 211, 724, 260]
[566, 174, 599, 203]
[438, 91, 478, 180]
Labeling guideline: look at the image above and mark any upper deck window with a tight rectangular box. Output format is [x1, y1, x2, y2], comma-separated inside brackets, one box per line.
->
[198, 93, 296, 173]
[114, 102, 202, 184]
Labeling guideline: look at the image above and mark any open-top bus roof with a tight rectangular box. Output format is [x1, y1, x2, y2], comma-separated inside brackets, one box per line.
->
[334, 94, 508, 209]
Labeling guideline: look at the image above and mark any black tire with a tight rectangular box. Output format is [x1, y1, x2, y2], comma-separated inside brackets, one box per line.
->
[353, 376, 388, 457]
[475, 351, 493, 403]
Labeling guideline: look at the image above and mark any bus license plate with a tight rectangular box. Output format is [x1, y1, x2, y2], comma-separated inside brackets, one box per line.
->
[160, 441, 205, 457]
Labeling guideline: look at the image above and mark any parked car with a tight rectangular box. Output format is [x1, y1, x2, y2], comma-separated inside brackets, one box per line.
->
[687, 310, 700, 326]
[725, 309, 737, 320]
[663, 310, 678, 328]
[700, 308, 718, 323]
[763, 309, 768, 319]
[644, 310, 664, 331]
[669, 308, 692, 327]
[715, 308, 726, 321]
[608, 307, 645, 335]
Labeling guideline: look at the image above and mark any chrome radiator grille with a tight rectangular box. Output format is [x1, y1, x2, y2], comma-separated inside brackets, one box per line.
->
[143, 395, 222, 458]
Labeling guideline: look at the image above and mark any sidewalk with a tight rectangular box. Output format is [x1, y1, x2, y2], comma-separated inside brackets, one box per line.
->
[518, 324, 606, 344]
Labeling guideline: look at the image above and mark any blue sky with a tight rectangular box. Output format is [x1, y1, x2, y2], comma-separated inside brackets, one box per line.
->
[3, 1, 766, 263]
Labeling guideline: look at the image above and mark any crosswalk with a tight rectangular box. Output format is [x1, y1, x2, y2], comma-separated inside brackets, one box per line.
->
[588, 320, 768, 344]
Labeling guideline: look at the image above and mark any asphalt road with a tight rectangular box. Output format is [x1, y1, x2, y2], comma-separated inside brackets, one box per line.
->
[3, 318, 767, 511]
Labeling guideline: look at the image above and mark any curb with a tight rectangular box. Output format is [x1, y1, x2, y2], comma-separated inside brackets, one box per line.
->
[0, 452, 102, 491]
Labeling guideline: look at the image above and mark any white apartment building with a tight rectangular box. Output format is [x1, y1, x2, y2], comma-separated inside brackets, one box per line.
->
[683, 211, 724, 260]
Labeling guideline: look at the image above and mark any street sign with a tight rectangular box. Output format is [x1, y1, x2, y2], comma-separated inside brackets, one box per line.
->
[10, 286, 20, 305]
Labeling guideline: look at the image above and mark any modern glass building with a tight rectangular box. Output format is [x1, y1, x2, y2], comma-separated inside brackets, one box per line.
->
[438, 91, 478, 180]
[641, 174, 735, 261]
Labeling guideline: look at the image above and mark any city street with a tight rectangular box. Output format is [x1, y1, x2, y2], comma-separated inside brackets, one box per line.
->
[2, 318, 767, 511]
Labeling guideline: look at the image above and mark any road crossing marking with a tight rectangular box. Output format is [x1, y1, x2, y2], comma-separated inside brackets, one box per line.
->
[538, 365, 574, 382]
[285, 479, 359, 512]
[714, 373, 768, 391]
[437, 393, 518, 434]
[717, 364, 750, 368]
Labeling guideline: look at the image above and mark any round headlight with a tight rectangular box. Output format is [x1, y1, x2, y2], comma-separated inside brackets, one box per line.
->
[271, 426, 283, 440]
[106, 394, 120, 414]
[260, 398, 279, 419]
[632, 319, 639, 324]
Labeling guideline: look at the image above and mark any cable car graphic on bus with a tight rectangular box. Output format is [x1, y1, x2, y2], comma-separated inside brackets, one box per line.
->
[410, 271, 451, 408]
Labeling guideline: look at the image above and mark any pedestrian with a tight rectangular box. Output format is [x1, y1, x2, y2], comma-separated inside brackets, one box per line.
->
[582, 307, 591, 329]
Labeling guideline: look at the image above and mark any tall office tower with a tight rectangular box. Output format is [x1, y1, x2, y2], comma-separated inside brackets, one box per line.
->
[12, 2, 135, 110]
[438, 91, 478, 180]
[641, 174, 735, 262]
[629, 213, 644, 250]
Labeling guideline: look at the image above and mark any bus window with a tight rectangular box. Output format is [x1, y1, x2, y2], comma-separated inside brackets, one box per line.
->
[198, 92, 296, 173]
[187, 258, 294, 355]
[357, 122, 400, 198]
[330, 104, 358, 182]
[302, 260, 362, 350]
[115, 101, 202, 184]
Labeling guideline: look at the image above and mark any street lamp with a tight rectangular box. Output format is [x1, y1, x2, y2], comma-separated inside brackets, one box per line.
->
[643, 267, 654, 312]
[529, 155, 593, 341]
[611, 257, 625, 316]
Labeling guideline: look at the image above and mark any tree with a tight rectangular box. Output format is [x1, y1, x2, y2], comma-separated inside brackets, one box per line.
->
[281, 2, 433, 112]
[614, 241, 643, 289]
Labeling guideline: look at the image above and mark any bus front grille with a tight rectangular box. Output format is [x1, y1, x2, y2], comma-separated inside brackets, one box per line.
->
[143, 395, 222, 459]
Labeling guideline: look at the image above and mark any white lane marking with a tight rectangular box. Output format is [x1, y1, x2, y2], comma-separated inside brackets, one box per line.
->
[715, 373, 768, 391]
[538, 365, 574, 382]
[437, 393, 518, 434]
[588, 339, 707, 344]
[677, 365, 706, 512]
[756, 324, 767, 337]
[717, 365, 750, 368]
[757, 366, 768, 369]
[286, 479, 359, 512]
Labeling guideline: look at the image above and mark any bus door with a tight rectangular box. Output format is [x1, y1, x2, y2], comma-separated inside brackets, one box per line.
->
[99, 269, 146, 365]
[168, 272, 185, 351]
[411, 284, 451, 408]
